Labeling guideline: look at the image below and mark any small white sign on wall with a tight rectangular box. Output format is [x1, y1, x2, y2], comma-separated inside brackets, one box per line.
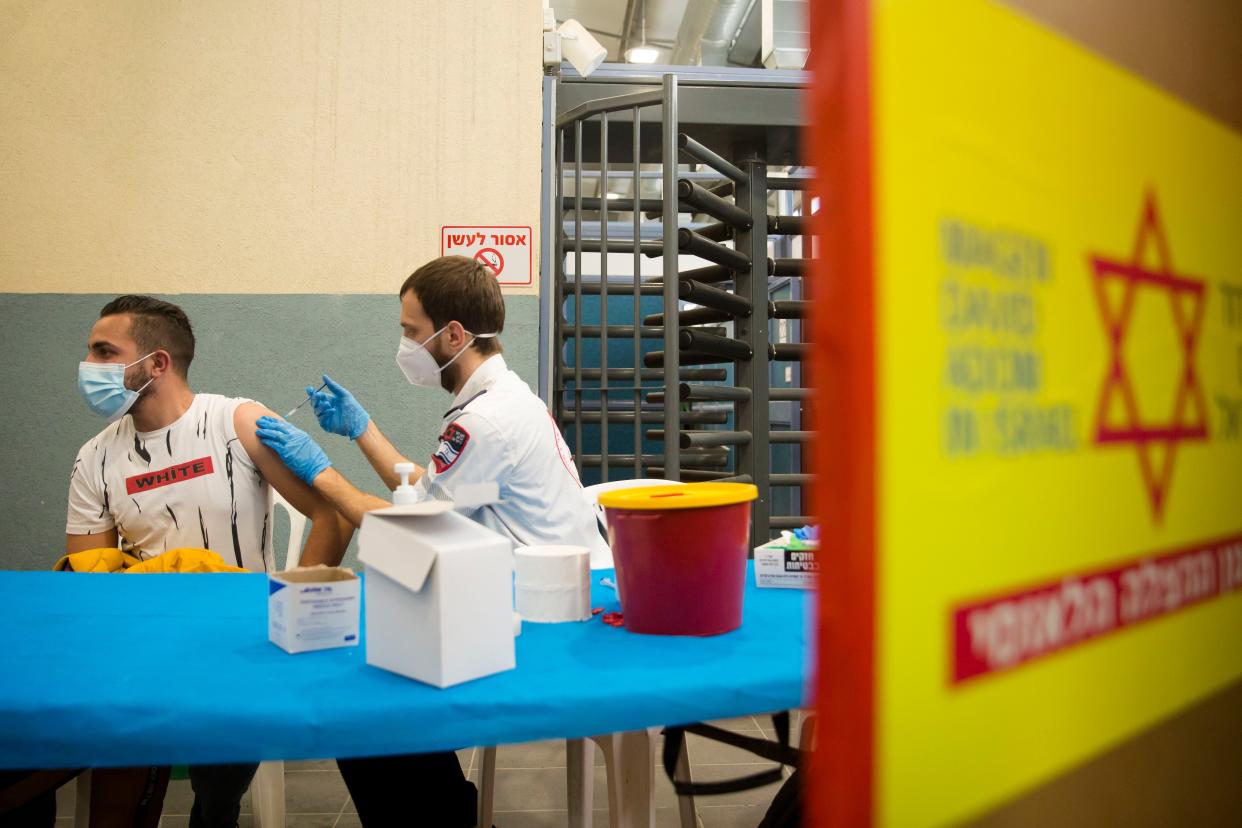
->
[441, 225, 533, 287]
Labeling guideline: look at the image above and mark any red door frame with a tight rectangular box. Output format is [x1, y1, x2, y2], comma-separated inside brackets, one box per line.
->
[808, 0, 876, 825]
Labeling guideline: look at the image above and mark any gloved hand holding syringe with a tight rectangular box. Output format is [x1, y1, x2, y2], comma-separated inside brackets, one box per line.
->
[283, 375, 372, 440]
[260, 373, 371, 486]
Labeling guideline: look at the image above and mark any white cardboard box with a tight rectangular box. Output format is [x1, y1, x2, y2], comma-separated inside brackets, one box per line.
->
[268, 566, 361, 653]
[754, 540, 819, 589]
[358, 500, 515, 688]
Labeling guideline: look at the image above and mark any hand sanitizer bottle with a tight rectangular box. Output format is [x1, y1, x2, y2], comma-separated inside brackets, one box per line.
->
[393, 462, 418, 505]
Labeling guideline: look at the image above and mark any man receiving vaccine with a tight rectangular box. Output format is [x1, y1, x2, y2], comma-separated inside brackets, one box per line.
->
[64, 295, 349, 826]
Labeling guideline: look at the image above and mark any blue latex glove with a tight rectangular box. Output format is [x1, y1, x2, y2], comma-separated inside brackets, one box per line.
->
[256, 416, 332, 485]
[308, 374, 370, 440]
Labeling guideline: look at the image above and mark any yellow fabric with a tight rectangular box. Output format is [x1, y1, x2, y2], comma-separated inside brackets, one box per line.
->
[596, 482, 759, 511]
[53, 547, 246, 574]
[53, 547, 141, 572]
[126, 548, 248, 574]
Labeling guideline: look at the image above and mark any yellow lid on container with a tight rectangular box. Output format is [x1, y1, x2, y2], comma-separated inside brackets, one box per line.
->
[597, 482, 759, 511]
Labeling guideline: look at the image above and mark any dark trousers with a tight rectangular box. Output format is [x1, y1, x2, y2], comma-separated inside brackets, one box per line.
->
[188, 763, 259, 828]
[0, 771, 76, 828]
[0, 788, 55, 828]
[0, 767, 168, 828]
[337, 752, 476, 828]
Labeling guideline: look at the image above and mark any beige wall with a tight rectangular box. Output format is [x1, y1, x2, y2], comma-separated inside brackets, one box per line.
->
[0, 0, 543, 295]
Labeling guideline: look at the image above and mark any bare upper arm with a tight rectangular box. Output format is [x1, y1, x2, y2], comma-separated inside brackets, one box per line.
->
[233, 402, 332, 519]
[66, 529, 118, 555]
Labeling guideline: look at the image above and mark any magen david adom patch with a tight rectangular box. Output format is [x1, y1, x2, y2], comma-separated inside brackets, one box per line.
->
[432, 423, 470, 473]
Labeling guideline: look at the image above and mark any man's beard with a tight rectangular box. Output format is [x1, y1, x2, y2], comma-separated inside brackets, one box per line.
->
[432, 344, 459, 394]
[127, 365, 154, 411]
[439, 357, 458, 394]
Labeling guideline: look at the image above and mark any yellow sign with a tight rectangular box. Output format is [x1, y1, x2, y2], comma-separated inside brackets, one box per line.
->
[874, 1, 1242, 825]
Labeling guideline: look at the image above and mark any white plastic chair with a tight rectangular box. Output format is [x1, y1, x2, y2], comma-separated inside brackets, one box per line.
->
[479, 479, 694, 828]
[247, 488, 312, 828]
[72, 772, 90, 828]
[581, 478, 684, 570]
[269, 487, 309, 571]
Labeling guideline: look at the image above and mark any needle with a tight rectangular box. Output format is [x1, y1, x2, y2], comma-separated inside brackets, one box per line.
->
[284, 382, 327, 419]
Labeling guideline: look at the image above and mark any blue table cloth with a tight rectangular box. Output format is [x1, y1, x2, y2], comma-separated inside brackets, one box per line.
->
[0, 565, 811, 768]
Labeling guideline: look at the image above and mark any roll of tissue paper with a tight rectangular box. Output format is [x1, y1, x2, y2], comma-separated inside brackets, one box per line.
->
[514, 545, 591, 623]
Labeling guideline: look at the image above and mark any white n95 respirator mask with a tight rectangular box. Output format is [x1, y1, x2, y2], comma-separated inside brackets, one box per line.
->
[396, 326, 497, 388]
[77, 353, 156, 422]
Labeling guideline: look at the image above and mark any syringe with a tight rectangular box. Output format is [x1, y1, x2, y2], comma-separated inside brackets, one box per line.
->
[284, 382, 327, 419]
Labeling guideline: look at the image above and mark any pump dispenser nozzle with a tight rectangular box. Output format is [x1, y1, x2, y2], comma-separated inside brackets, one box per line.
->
[393, 462, 418, 505]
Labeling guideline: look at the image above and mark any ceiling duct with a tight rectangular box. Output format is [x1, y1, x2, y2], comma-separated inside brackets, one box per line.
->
[727, 3, 763, 66]
[618, 0, 641, 59]
[761, 0, 809, 70]
[671, 0, 757, 66]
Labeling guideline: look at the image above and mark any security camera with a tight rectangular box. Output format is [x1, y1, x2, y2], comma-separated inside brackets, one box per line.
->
[543, 14, 607, 77]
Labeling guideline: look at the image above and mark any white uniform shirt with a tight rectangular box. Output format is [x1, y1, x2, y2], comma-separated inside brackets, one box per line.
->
[415, 355, 609, 560]
[66, 393, 274, 572]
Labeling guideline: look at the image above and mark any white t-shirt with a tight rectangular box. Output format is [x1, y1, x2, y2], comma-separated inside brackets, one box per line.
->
[66, 393, 274, 572]
[415, 355, 610, 562]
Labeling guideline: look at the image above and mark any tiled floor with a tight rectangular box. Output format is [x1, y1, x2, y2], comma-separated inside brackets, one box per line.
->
[52, 714, 797, 828]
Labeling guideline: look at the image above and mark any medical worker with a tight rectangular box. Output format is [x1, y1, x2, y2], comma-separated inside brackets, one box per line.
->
[255, 255, 607, 826]
[254, 254, 607, 559]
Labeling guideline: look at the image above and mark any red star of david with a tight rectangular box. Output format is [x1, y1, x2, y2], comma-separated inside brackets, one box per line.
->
[1089, 191, 1208, 521]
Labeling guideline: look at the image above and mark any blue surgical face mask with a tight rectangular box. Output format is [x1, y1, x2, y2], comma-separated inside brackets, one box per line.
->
[77, 353, 157, 422]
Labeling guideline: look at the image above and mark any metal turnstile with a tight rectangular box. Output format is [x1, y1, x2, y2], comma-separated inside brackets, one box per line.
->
[551, 70, 812, 548]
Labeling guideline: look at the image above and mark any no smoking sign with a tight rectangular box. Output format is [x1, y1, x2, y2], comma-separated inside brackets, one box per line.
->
[474, 248, 504, 276]
[441, 225, 533, 286]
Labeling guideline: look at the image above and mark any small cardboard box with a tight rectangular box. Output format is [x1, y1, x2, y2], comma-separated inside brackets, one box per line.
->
[358, 500, 515, 688]
[268, 566, 361, 653]
[754, 539, 819, 589]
